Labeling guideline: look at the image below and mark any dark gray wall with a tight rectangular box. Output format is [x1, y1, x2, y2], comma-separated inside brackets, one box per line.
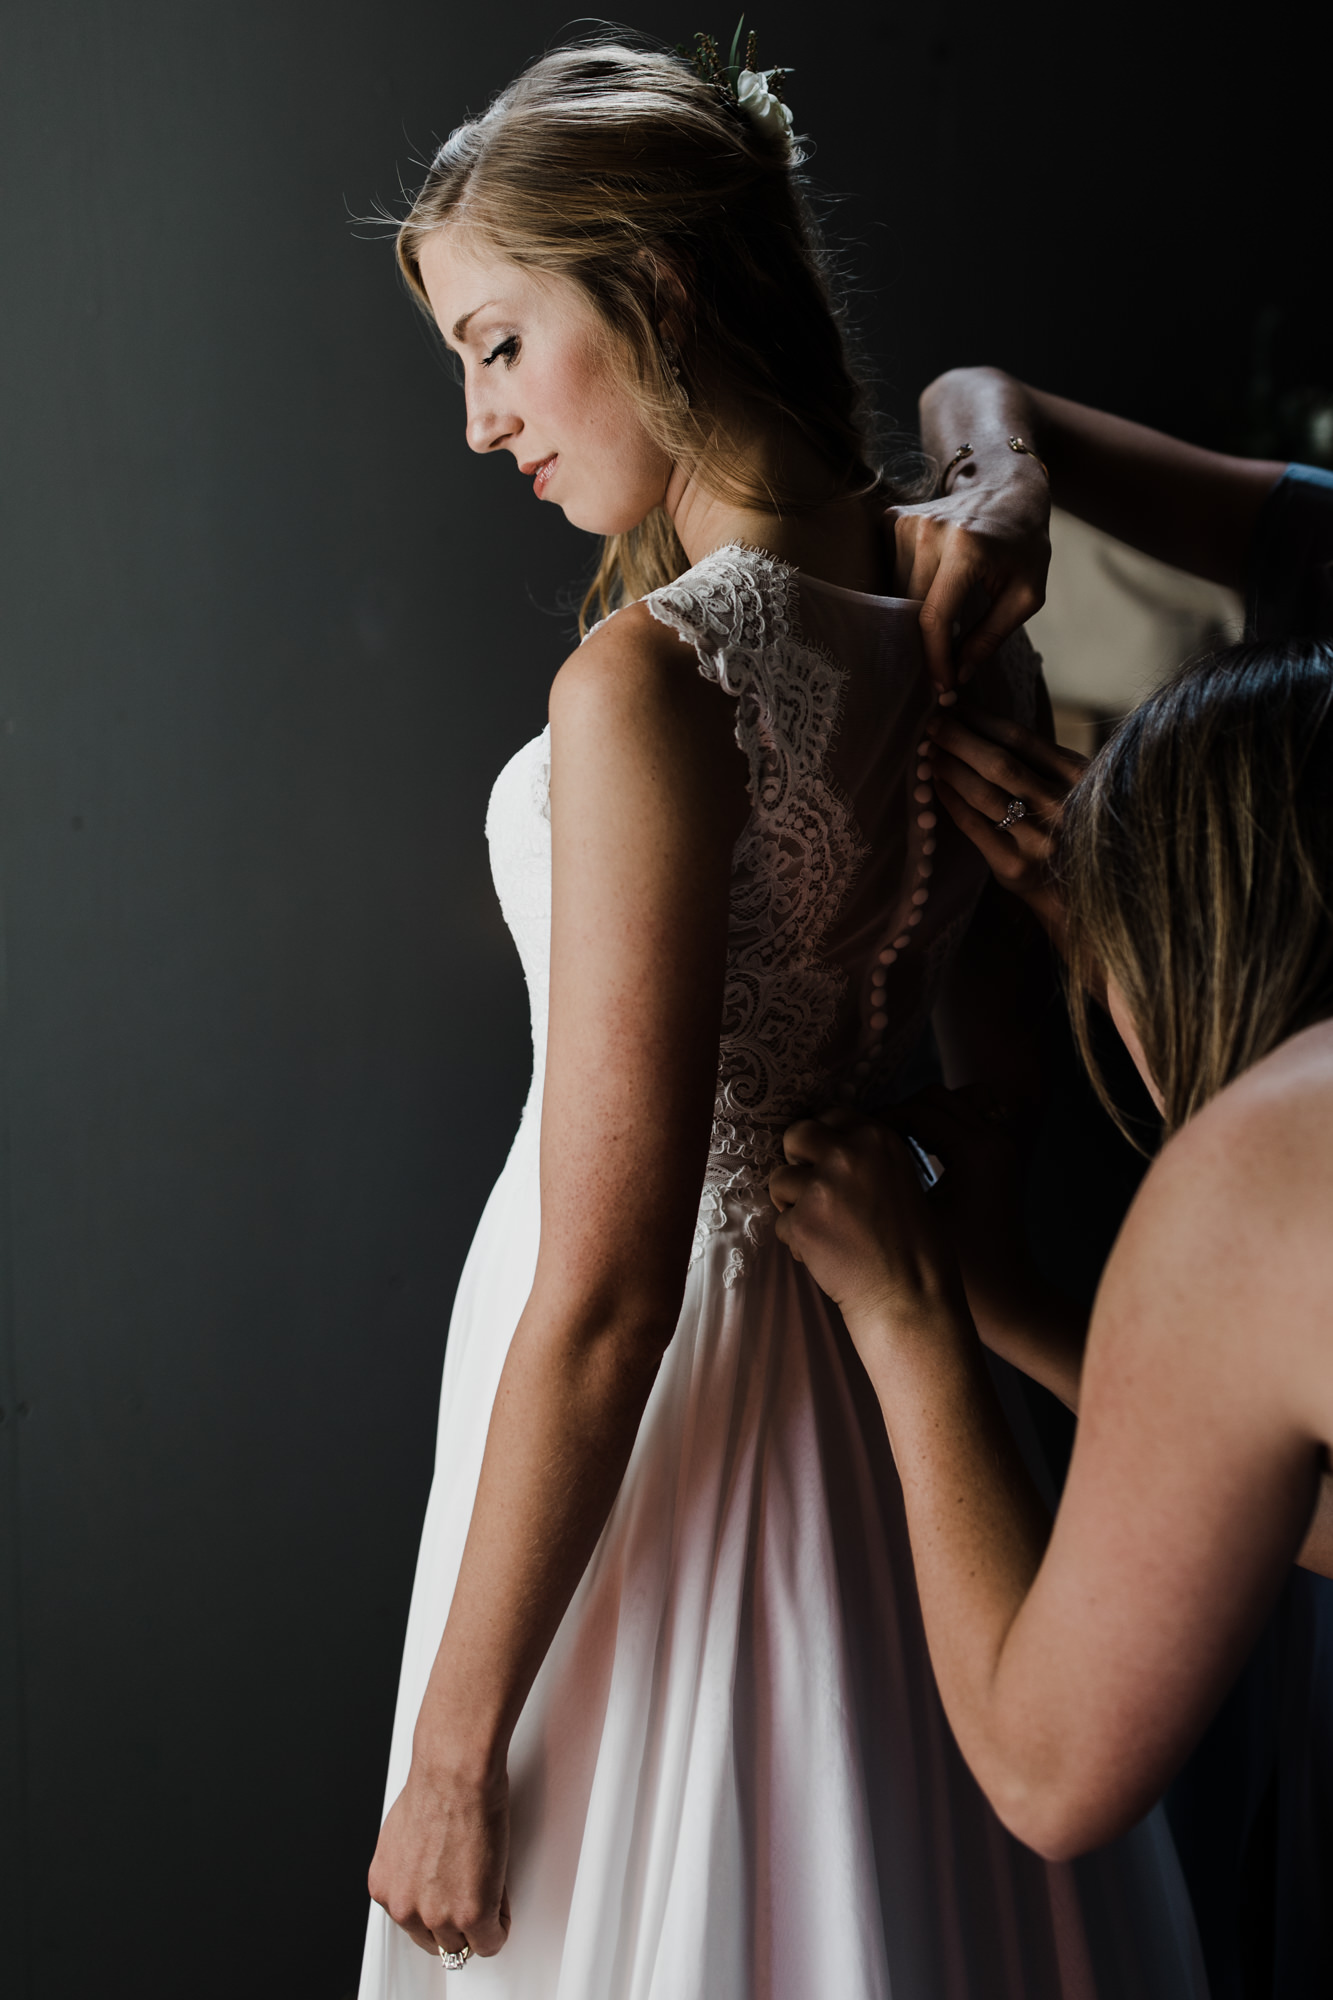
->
[0, 5, 1325, 1997]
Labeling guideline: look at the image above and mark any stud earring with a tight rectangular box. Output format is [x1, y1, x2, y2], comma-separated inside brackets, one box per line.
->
[660, 329, 690, 410]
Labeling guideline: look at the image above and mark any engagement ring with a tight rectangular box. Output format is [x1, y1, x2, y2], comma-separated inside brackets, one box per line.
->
[439, 1942, 472, 1970]
[995, 797, 1028, 830]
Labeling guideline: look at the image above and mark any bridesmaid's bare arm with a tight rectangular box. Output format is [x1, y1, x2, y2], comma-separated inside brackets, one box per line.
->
[919, 367, 1285, 591]
[921, 702, 1333, 1574]
[367, 605, 748, 1957]
[774, 1042, 1333, 1854]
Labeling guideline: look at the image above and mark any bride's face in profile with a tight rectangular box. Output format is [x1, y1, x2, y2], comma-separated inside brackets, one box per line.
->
[418, 229, 674, 536]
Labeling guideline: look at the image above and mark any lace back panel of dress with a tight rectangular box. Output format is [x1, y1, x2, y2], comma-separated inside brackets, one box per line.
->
[646, 549, 865, 1260]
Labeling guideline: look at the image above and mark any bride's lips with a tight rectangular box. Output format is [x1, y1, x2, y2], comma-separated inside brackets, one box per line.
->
[522, 453, 558, 498]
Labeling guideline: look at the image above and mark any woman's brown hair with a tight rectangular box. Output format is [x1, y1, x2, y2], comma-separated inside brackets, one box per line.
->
[1061, 639, 1333, 1139]
[395, 36, 906, 628]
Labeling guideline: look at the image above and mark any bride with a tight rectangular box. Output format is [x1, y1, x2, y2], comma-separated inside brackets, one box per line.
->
[360, 36, 1206, 1998]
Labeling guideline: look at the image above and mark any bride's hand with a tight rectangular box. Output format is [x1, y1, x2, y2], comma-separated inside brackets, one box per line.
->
[771, 1117, 967, 1348]
[888, 471, 1050, 695]
[368, 1753, 511, 1960]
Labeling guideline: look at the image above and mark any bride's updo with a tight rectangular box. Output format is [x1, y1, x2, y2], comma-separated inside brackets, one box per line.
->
[397, 37, 896, 622]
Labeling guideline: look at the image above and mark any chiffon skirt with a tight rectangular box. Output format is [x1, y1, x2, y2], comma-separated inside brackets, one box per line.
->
[359, 1106, 1208, 1998]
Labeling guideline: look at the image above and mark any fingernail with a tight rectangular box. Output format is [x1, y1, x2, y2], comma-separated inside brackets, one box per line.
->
[937, 689, 958, 708]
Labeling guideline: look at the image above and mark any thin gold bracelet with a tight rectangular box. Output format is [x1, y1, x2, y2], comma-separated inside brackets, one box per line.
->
[939, 442, 973, 492]
[1008, 435, 1050, 479]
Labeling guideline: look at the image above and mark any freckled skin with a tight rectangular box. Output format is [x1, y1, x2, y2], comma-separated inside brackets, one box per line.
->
[417, 233, 673, 536]
[415, 227, 900, 592]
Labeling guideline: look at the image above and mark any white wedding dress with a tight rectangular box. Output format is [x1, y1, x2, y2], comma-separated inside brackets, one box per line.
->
[360, 545, 1208, 1999]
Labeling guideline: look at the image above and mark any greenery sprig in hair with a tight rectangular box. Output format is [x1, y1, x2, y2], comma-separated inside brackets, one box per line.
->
[677, 17, 794, 142]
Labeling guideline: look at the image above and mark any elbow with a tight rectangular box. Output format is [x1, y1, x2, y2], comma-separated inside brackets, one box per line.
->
[615, 1300, 682, 1357]
[593, 1264, 688, 1354]
[987, 1759, 1147, 1862]
[996, 1795, 1103, 1864]
[528, 1265, 685, 1364]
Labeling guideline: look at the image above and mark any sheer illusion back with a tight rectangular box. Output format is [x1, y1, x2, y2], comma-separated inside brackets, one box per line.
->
[643, 544, 1036, 1258]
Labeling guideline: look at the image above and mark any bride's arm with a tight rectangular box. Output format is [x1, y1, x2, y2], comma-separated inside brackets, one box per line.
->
[368, 605, 749, 1959]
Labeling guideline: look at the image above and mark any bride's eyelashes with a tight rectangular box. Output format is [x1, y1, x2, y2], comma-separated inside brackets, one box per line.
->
[482, 334, 520, 369]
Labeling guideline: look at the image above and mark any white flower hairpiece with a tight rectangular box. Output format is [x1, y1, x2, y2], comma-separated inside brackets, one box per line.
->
[682, 19, 794, 146]
[735, 68, 794, 142]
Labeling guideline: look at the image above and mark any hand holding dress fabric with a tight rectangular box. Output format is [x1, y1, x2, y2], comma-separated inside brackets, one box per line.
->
[900, 1085, 1091, 1407]
[774, 1095, 1089, 1414]
[771, 1116, 967, 1347]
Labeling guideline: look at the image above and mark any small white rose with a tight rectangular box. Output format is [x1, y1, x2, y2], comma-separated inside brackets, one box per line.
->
[735, 69, 794, 142]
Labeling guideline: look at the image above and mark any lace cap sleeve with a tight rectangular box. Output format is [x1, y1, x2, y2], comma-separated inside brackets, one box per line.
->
[645, 546, 866, 1260]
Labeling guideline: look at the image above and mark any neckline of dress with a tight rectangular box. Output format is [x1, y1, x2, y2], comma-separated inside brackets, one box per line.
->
[692, 539, 919, 613]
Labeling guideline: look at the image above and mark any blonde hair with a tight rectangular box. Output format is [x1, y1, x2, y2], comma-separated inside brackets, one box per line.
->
[396, 37, 902, 628]
[1062, 640, 1333, 1139]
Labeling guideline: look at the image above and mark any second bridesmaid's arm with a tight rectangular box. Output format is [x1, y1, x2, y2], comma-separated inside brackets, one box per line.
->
[919, 367, 1285, 591]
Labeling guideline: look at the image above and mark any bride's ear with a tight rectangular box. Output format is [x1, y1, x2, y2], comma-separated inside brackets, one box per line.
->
[633, 247, 694, 350]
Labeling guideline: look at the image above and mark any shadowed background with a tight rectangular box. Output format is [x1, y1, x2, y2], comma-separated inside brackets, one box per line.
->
[0, 3, 1327, 1994]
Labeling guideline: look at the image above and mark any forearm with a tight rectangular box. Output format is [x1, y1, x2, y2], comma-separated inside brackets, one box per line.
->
[1024, 386, 1282, 587]
[967, 1272, 1086, 1411]
[917, 367, 1050, 532]
[849, 1294, 1057, 1826]
[413, 1286, 673, 1780]
[921, 366, 1283, 590]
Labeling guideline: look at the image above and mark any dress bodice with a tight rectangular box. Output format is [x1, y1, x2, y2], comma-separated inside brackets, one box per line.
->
[486, 725, 555, 1092]
[486, 543, 1039, 1260]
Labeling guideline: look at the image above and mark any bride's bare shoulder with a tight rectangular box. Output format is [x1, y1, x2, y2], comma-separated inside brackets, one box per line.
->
[552, 600, 700, 713]
[550, 598, 744, 770]
[547, 600, 748, 825]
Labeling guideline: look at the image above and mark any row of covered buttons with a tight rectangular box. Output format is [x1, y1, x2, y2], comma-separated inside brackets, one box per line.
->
[856, 734, 938, 1075]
